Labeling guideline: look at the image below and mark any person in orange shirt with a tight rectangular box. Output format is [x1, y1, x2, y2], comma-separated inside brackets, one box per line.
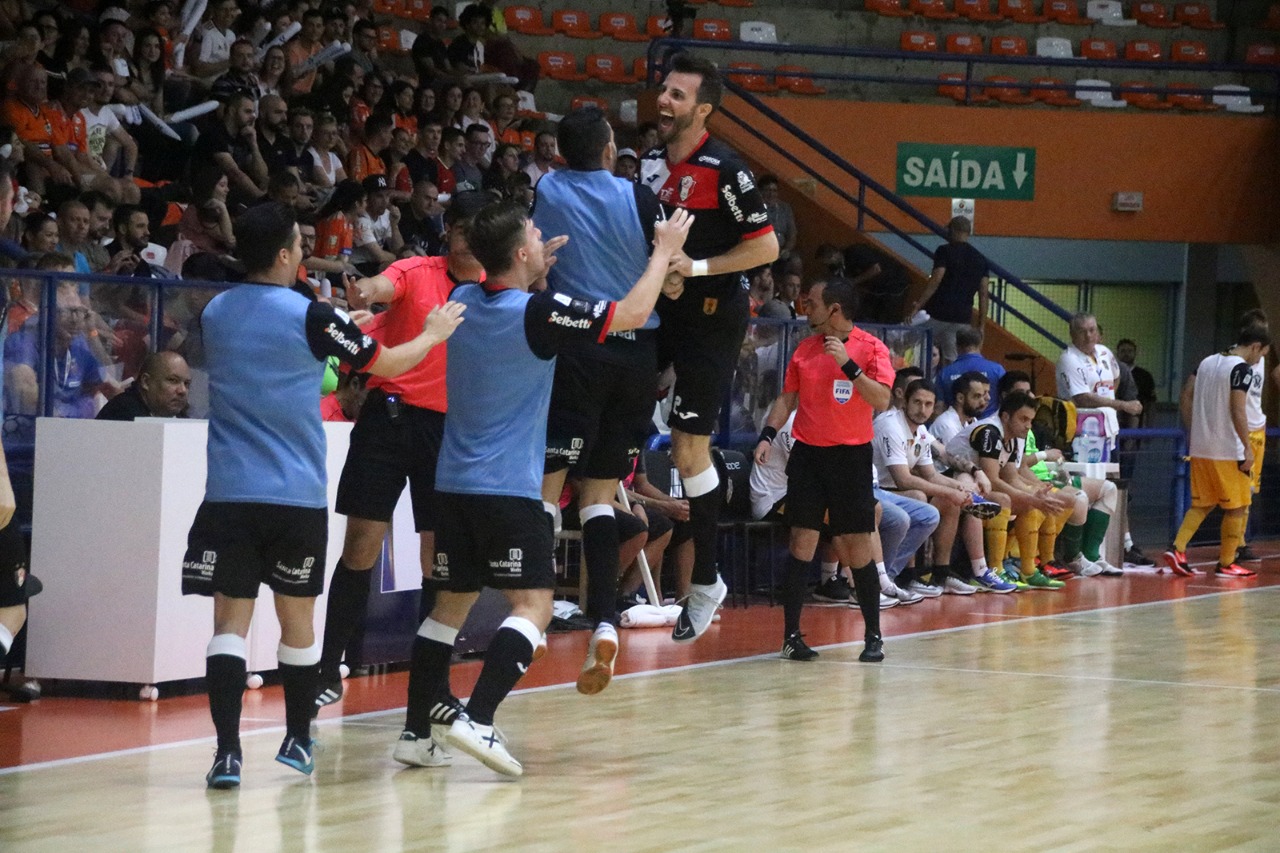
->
[52, 68, 140, 202]
[286, 9, 325, 96]
[347, 113, 391, 184]
[3, 62, 74, 194]
[313, 180, 365, 285]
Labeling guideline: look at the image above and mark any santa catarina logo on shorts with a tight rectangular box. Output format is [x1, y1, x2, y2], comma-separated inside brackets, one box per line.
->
[491, 548, 524, 575]
[833, 379, 854, 404]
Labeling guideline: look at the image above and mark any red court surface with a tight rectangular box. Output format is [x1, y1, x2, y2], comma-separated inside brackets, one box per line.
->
[3, 545, 1276, 771]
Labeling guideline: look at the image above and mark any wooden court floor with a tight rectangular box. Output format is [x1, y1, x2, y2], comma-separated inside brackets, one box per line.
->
[3, 549, 1280, 852]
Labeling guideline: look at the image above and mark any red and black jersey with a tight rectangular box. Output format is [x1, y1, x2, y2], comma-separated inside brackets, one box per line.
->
[639, 132, 773, 263]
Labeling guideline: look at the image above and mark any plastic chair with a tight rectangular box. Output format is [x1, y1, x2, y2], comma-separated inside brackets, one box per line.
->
[506, 6, 555, 35]
[1086, 0, 1138, 25]
[945, 33, 984, 54]
[1133, 2, 1180, 27]
[1246, 44, 1280, 65]
[553, 9, 602, 38]
[538, 51, 590, 81]
[1119, 81, 1174, 109]
[910, 0, 960, 19]
[647, 16, 673, 37]
[1075, 78, 1128, 106]
[374, 0, 403, 16]
[1212, 84, 1265, 113]
[956, 0, 1005, 20]
[1263, 3, 1280, 29]
[985, 75, 1037, 104]
[999, 0, 1049, 22]
[776, 65, 827, 95]
[1170, 39, 1208, 62]
[376, 25, 403, 53]
[1173, 2, 1225, 28]
[516, 90, 542, 119]
[1167, 81, 1220, 110]
[1031, 76, 1083, 105]
[728, 62, 776, 93]
[938, 72, 989, 102]
[633, 56, 649, 82]
[404, 0, 432, 21]
[693, 18, 733, 40]
[991, 35, 1028, 56]
[571, 95, 609, 112]
[1046, 0, 1090, 23]
[718, 0, 756, 7]
[1036, 36, 1077, 58]
[599, 12, 649, 42]
[1080, 38, 1118, 59]
[867, 0, 913, 16]
[740, 21, 778, 43]
[585, 53, 635, 82]
[1125, 39, 1163, 60]
[901, 30, 940, 52]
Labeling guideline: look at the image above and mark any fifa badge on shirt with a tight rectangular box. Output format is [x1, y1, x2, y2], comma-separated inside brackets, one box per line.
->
[703, 297, 718, 315]
[833, 379, 853, 404]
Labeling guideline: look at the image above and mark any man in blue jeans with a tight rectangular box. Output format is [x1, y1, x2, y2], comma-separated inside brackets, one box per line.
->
[874, 482, 943, 603]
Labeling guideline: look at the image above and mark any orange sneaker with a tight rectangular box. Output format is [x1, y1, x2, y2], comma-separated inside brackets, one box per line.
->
[1163, 549, 1193, 577]
[1214, 563, 1257, 578]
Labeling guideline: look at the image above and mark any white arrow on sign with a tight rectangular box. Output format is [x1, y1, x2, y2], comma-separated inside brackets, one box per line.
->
[1012, 153, 1028, 189]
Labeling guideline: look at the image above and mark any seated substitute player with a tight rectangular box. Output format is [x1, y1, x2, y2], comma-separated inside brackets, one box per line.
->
[404, 201, 693, 778]
[182, 202, 465, 790]
[754, 278, 895, 662]
[1165, 324, 1271, 579]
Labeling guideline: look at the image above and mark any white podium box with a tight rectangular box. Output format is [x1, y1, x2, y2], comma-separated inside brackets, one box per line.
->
[27, 418, 366, 686]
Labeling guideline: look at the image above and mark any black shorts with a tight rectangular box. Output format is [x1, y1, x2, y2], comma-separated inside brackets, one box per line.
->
[656, 277, 751, 436]
[432, 493, 556, 592]
[643, 508, 671, 544]
[562, 503, 649, 543]
[545, 343, 656, 480]
[0, 523, 32, 608]
[335, 393, 445, 531]
[182, 501, 328, 598]
[784, 441, 876, 536]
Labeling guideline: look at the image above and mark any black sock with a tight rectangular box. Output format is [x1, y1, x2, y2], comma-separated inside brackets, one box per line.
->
[465, 626, 534, 726]
[931, 563, 949, 584]
[849, 562, 881, 643]
[896, 566, 916, 588]
[319, 560, 373, 679]
[582, 512, 620, 626]
[687, 490, 721, 586]
[278, 662, 318, 742]
[405, 635, 453, 736]
[206, 654, 246, 753]
[418, 584, 437, 624]
[782, 554, 810, 636]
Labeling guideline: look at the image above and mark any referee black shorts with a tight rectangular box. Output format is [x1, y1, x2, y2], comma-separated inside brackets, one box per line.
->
[335, 392, 445, 531]
[0, 522, 32, 608]
[784, 441, 877, 536]
[545, 344, 656, 481]
[656, 277, 751, 436]
[181, 501, 328, 598]
[431, 494, 556, 592]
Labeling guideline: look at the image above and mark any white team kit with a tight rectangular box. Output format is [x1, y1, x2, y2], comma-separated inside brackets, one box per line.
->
[749, 412, 795, 519]
[1190, 352, 1252, 461]
[945, 415, 1024, 470]
[873, 409, 933, 488]
[1057, 343, 1121, 434]
[1247, 360, 1266, 433]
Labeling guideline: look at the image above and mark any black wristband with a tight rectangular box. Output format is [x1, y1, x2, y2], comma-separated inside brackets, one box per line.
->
[758, 425, 778, 445]
[841, 360, 864, 381]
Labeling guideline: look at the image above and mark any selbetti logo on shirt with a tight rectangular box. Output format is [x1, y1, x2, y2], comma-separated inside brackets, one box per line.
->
[548, 312, 591, 330]
[833, 379, 853, 404]
[325, 322, 367, 355]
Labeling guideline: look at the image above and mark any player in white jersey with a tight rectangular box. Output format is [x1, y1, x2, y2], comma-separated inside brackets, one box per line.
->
[1232, 310, 1270, 563]
[1165, 325, 1270, 579]
[1056, 312, 1142, 437]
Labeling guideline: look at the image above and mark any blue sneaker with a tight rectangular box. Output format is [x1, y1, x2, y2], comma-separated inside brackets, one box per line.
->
[962, 495, 1002, 520]
[206, 749, 242, 789]
[973, 569, 1017, 594]
[275, 735, 314, 775]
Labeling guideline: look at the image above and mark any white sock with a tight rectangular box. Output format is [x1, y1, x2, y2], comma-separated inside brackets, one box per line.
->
[682, 465, 719, 498]
[970, 558, 988, 574]
[277, 641, 321, 666]
[418, 617, 459, 645]
[0, 624, 12, 658]
[820, 561, 838, 581]
[876, 563, 893, 592]
[1124, 531, 1134, 550]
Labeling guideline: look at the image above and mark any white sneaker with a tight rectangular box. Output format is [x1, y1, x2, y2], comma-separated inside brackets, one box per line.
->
[885, 582, 925, 605]
[446, 717, 523, 777]
[576, 623, 618, 696]
[942, 576, 977, 595]
[1069, 556, 1103, 577]
[671, 575, 727, 643]
[907, 580, 943, 598]
[878, 593, 899, 609]
[1092, 558, 1124, 576]
[392, 730, 453, 767]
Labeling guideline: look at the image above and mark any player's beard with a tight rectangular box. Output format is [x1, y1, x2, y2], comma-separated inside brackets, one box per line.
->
[659, 110, 695, 144]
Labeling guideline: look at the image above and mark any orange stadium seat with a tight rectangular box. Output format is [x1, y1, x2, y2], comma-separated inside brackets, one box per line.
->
[956, 0, 1005, 20]
[1120, 81, 1175, 109]
[571, 95, 609, 112]
[404, 0, 432, 21]
[910, 0, 960, 19]
[585, 53, 634, 82]
[376, 25, 404, 53]
[999, 0, 1049, 22]
[985, 75, 1037, 104]
[1133, 2, 1181, 27]
[938, 73, 989, 102]
[633, 56, 649, 81]
[901, 31, 939, 51]
[718, 0, 756, 8]
[647, 15, 673, 36]
[945, 33, 984, 54]
[693, 18, 733, 40]
[538, 51, 590, 81]
[1031, 76, 1083, 105]
[1170, 39, 1209, 62]
[599, 12, 649, 41]
[1080, 38, 1118, 60]
[1167, 81, 1221, 110]
[506, 5, 555, 34]
[728, 62, 776, 92]
[867, 0, 913, 16]
[1246, 43, 1280, 64]
[1045, 0, 1090, 23]
[553, 9, 602, 38]
[991, 35, 1029, 56]
[1173, 2, 1225, 28]
[1263, 3, 1280, 29]
[776, 65, 827, 95]
[374, 0, 403, 16]
[1125, 39, 1163, 60]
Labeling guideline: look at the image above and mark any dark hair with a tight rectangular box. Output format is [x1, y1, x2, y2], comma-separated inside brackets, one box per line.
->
[557, 106, 611, 170]
[1238, 323, 1272, 348]
[998, 370, 1032, 398]
[464, 122, 490, 139]
[467, 200, 529, 276]
[234, 202, 298, 274]
[268, 170, 301, 195]
[52, 21, 92, 67]
[951, 370, 990, 402]
[1240, 308, 1268, 327]
[34, 250, 74, 270]
[23, 213, 57, 248]
[955, 325, 983, 351]
[817, 276, 858, 322]
[1000, 389, 1038, 417]
[364, 112, 393, 138]
[1116, 337, 1136, 349]
[666, 51, 723, 110]
[430, 5, 449, 18]
[132, 27, 166, 87]
[904, 378, 935, 402]
[458, 3, 491, 29]
[352, 19, 377, 36]
[440, 126, 464, 146]
[112, 203, 144, 233]
[318, 179, 366, 218]
[893, 365, 925, 393]
[189, 165, 227, 204]
[79, 188, 114, 211]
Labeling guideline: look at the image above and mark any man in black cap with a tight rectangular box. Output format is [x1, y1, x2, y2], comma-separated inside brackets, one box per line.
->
[352, 174, 404, 275]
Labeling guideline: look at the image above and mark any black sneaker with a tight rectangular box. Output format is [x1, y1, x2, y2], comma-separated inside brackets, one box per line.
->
[429, 695, 466, 728]
[206, 749, 242, 789]
[859, 636, 885, 663]
[812, 575, 851, 603]
[313, 675, 343, 711]
[780, 632, 819, 661]
[1236, 544, 1260, 562]
[1124, 546, 1155, 567]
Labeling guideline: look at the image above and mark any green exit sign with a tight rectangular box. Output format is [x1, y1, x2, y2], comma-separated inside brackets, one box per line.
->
[896, 143, 1036, 201]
